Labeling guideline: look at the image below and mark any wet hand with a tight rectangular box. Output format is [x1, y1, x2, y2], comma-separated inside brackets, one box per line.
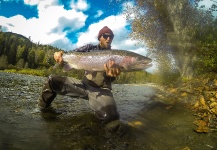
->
[104, 60, 121, 77]
[54, 51, 64, 65]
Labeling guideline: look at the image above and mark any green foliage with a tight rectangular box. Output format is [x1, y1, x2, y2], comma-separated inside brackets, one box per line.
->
[115, 71, 151, 84]
[16, 59, 25, 68]
[35, 49, 46, 66]
[28, 49, 35, 68]
[124, 0, 217, 81]
[194, 20, 217, 74]
[16, 46, 25, 62]
[24, 62, 29, 69]
[0, 55, 8, 69]
[151, 70, 180, 85]
[0, 32, 60, 70]
[3, 69, 45, 76]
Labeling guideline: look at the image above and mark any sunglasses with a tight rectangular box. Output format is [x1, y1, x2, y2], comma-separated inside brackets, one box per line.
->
[102, 34, 114, 39]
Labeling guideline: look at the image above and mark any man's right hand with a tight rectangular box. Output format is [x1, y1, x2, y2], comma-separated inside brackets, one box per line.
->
[54, 51, 64, 65]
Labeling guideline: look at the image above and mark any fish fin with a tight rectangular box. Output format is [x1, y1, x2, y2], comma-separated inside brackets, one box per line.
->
[121, 64, 128, 70]
[106, 60, 122, 69]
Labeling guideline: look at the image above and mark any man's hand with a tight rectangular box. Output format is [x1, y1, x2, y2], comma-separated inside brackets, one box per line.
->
[104, 60, 121, 77]
[54, 51, 64, 65]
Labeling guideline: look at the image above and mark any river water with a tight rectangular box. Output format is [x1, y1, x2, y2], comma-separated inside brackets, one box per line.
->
[0, 72, 216, 150]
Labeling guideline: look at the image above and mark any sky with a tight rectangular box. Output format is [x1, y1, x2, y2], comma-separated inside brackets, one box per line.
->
[0, 0, 146, 54]
[198, 0, 217, 16]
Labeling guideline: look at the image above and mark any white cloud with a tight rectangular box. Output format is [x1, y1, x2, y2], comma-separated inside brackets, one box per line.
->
[94, 10, 103, 18]
[24, 0, 40, 5]
[70, 0, 89, 11]
[198, 0, 217, 17]
[75, 14, 147, 55]
[198, 0, 213, 8]
[76, 15, 127, 46]
[50, 37, 74, 50]
[121, 1, 134, 11]
[0, 0, 87, 50]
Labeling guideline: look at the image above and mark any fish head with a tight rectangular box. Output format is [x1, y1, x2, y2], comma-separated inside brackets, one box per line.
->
[135, 57, 153, 70]
[123, 56, 152, 71]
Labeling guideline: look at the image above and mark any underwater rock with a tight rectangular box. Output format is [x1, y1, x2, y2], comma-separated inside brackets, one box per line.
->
[105, 120, 132, 138]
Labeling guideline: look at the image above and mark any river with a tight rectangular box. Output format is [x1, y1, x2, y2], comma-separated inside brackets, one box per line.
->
[0, 72, 216, 150]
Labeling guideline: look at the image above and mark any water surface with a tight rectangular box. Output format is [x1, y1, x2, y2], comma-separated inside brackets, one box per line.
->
[0, 72, 216, 150]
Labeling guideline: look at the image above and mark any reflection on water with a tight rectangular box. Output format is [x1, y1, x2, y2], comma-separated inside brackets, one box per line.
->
[0, 72, 154, 149]
[113, 84, 156, 121]
[0, 72, 216, 150]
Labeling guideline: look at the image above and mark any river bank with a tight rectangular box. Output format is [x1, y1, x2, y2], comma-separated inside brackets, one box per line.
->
[156, 73, 217, 133]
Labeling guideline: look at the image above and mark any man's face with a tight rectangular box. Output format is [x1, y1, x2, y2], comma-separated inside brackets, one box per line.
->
[99, 33, 114, 49]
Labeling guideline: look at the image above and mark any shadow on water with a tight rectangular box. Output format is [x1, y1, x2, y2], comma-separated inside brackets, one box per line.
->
[0, 72, 216, 150]
[132, 101, 217, 150]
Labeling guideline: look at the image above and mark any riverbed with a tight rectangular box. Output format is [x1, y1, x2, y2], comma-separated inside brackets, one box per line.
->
[0, 72, 216, 150]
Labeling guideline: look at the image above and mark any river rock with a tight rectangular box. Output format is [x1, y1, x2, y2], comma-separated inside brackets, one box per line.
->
[105, 120, 132, 137]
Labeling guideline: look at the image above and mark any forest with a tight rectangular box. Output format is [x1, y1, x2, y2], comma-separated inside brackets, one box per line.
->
[0, 31, 59, 70]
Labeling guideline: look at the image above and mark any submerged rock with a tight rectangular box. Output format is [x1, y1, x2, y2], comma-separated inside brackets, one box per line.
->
[105, 120, 132, 137]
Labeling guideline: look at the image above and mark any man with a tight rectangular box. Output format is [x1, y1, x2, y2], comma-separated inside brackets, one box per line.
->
[38, 26, 121, 123]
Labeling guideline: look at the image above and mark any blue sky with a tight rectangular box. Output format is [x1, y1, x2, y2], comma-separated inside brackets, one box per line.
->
[0, 0, 145, 54]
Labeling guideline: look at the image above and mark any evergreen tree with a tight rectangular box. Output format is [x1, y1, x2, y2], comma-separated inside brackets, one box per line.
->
[0, 55, 8, 69]
[16, 59, 25, 68]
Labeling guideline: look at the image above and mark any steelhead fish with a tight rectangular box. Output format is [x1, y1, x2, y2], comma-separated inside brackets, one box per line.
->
[62, 49, 152, 72]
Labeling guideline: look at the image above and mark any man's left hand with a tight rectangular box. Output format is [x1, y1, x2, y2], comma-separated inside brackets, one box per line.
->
[104, 60, 121, 77]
